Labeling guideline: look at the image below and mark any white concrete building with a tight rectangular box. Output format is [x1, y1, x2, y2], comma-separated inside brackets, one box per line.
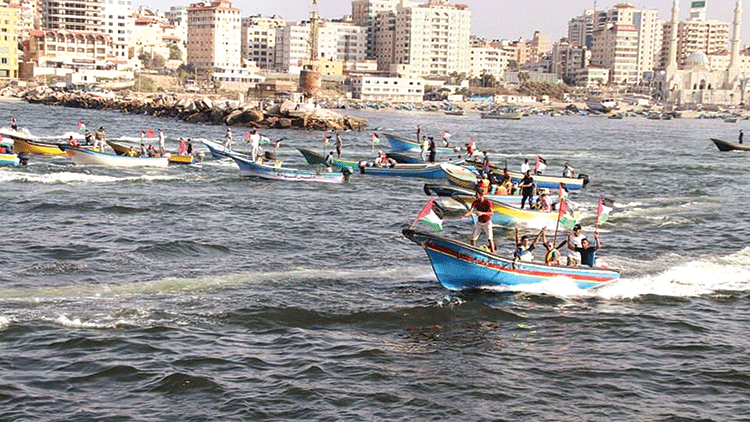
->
[241, 15, 284, 72]
[186, 0, 241, 72]
[274, 19, 367, 73]
[388, 0, 471, 77]
[350, 74, 424, 102]
[42, 0, 102, 32]
[101, 0, 133, 59]
[351, 0, 399, 60]
[469, 40, 508, 80]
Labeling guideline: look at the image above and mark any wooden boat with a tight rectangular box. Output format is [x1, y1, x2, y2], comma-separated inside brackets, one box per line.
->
[0, 153, 19, 166]
[442, 162, 480, 190]
[2, 129, 68, 156]
[58, 145, 169, 167]
[207, 140, 347, 183]
[464, 159, 588, 191]
[402, 229, 620, 291]
[480, 111, 523, 120]
[710, 138, 750, 152]
[298, 147, 447, 179]
[382, 133, 458, 154]
[485, 200, 577, 229]
[386, 151, 424, 164]
[444, 109, 464, 116]
[107, 140, 201, 165]
[423, 184, 531, 208]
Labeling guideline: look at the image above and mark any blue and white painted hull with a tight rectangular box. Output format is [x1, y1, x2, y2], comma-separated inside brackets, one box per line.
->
[383, 133, 457, 154]
[403, 229, 620, 290]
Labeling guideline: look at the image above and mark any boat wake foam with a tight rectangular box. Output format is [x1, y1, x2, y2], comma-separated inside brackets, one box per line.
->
[0, 169, 181, 184]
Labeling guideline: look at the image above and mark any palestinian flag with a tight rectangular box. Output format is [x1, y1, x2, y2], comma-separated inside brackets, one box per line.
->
[535, 155, 547, 173]
[414, 198, 444, 232]
[557, 196, 576, 229]
[371, 132, 380, 145]
[597, 196, 614, 224]
[260, 136, 270, 144]
[323, 133, 328, 146]
[77, 121, 86, 132]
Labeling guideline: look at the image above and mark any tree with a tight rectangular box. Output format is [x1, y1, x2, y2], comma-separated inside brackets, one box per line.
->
[168, 45, 182, 61]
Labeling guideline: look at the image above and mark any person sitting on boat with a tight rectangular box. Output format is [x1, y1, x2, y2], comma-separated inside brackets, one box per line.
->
[147, 144, 156, 157]
[67, 135, 79, 147]
[518, 170, 535, 209]
[541, 230, 567, 266]
[460, 188, 496, 253]
[521, 158, 530, 174]
[178, 138, 187, 155]
[10, 117, 17, 131]
[477, 175, 490, 194]
[568, 231, 600, 267]
[537, 189, 552, 212]
[513, 226, 544, 263]
[563, 162, 575, 178]
[84, 130, 94, 146]
[467, 138, 476, 157]
[325, 152, 335, 172]
[498, 174, 513, 195]
[127, 147, 138, 157]
[374, 150, 389, 167]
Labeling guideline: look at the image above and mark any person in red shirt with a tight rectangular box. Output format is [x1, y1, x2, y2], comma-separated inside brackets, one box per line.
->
[460, 188, 495, 253]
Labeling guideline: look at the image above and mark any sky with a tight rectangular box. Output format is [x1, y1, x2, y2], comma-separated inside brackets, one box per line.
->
[139, 0, 745, 41]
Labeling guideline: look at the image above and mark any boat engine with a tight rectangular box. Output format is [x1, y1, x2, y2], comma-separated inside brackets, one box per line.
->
[18, 152, 30, 166]
[578, 173, 590, 187]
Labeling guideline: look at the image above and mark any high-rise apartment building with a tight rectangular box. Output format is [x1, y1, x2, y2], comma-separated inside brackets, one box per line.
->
[241, 15, 284, 71]
[389, 0, 471, 77]
[274, 19, 366, 73]
[351, 0, 399, 60]
[101, 0, 133, 59]
[0, 5, 19, 79]
[659, 19, 729, 69]
[568, 9, 595, 48]
[42, 0, 101, 31]
[186, 0, 241, 71]
[469, 38, 508, 80]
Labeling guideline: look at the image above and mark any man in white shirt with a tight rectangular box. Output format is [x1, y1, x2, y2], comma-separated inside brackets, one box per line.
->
[567, 224, 586, 266]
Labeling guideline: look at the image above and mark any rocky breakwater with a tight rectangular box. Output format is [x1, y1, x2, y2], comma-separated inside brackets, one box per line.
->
[21, 87, 368, 131]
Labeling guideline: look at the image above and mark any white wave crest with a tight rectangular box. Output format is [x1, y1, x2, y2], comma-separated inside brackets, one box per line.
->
[0, 169, 181, 184]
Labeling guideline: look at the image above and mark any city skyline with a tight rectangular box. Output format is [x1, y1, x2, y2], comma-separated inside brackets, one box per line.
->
[136, 0, 744, 42]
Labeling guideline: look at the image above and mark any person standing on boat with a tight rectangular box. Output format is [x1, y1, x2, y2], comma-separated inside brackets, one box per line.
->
[563, 162, 575, 178]
[460, 188, 496, 253]
[542, 229, 567, 266]
[325, 152, 335, 172]
[521, 158, 530, 174]
[94, 127, 106, 152]
[568, 231, 600, 267]
[566, 224, 586, 266]
[416, 124, 421, 143]
[739, 130, 744, 144]
[248, 129, 260, 161]
[225, 127, 233, 150]
[178, 138, 187, 155]
[335, 133, 343, 158]
[480, 151, 491, 176]
[84, 130, 94, 146]
[428, 137, 437, 163]
[519, 170, 535, 209]
[187, 139, 193, 155]
[158, 129, 165, 154]
[420, 136, 429, 162]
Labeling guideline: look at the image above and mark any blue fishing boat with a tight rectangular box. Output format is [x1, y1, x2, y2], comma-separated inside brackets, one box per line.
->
[298, 148, 447, 179]
[423, 183, 533, 208]
[383, 133, 458, 154]
[402, 229, 620, 290]
[464, 159, 588, 191]
[205, 140, 348, 183]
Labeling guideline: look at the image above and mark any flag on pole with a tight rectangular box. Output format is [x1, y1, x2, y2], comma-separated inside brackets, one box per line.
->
[556, 183, 576, 229]
[259, 135, 270, 145]
[535, 155, 547, 173]
[371, 132, 380, 145]
[596, 196, 614, 225]
[411, 198, 444, 232]
[245, 130, 251, 141]
[146, 129, 155, 138]
[441, 130, 451, 140]
[77, 121, 86, 133]
[274, 139, 282, 150]
[322, 133, 328, 147]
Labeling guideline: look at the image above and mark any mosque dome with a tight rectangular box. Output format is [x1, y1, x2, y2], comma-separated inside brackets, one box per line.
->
[685, 51, 710, 69]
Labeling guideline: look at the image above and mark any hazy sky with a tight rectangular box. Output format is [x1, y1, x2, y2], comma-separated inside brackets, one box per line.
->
[139, 0, 745, 41]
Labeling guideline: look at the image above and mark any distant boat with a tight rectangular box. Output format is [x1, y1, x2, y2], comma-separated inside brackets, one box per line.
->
[444, 108, 464, 116]
[297, 148, 447, 179]
[107, 140, 202, 165]
[585, 98, 618, 113]
[710, 138, 750, 152]
[480, 111, 523, 120]
[402, 229, 621, 291]
[382, 133, 458, 154]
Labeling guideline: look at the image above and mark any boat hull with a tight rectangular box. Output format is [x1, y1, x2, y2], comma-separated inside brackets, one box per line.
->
[488, 201, 576, 229]
[0, 153, 19, 166]
[710, 138, 750, 151]
[107, 140, 200, 164]
[423, 184, 531, 208]
[480, 112, 523, 120]
[11, 136, 67, 156]
[60, 145, 169, 167]
[207, 140, 346, 183]
[403, 229, 620, 290]
[465, 159, 586, 191]
[299, 147, 447, 178]
[382, 133, 457, 154]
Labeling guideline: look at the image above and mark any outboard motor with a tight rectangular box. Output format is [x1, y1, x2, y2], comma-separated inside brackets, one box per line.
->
[358, 160, 367, 174]
[341, 166, 352, 183]
[578, 173, 590, 188]
[18, 152, 30, 166]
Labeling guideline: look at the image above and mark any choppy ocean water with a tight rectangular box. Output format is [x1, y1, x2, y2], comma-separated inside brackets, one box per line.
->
[1, 100, 750, 421]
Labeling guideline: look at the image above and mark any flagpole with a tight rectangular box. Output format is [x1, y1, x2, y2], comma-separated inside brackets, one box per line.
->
[595, 195, 602, 232]
[553, 183, 564, 245]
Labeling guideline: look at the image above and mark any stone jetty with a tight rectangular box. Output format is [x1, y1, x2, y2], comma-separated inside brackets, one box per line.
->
[19, 86, 369, 132]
